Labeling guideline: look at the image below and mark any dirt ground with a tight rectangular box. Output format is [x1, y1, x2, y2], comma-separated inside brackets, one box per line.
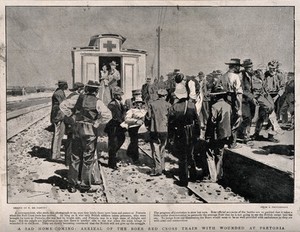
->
[6, 109, 293, 204]
[7, 116, 202, 204]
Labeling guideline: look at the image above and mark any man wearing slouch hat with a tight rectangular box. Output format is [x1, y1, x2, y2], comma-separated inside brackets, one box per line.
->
[67, 80, 112, 193]
[239, 59, 257, 144]
[220, 58, 243, 149]
[205, 84, 231, 183]
[105, 86, 127, 169]
[123, 95, 147, 164]
[60, 82, 84, 166]
[50, 80, 68, 161]
[142, 77, 151, 103]
[264, 60, 286, 121]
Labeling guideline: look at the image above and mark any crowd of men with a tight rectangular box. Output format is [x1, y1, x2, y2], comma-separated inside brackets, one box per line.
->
[50, 58, 295, 193]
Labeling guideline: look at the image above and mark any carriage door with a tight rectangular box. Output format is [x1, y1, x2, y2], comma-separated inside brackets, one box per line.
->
[81, 55, 99, 84]
[122, 56, 138, 100]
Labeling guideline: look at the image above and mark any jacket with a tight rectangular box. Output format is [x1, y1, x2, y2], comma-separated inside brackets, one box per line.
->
[124, 98, 134, 111]
[205, 98, 232, 141]
[240, 70, 255, 101]
[264, 71, 285, 95]
[168, 98, 200, 143]
[50, 88, 66, 123]
[105, 99, 126, 131]
[147, 98, 171, 133]
[141, 83, 150, 102]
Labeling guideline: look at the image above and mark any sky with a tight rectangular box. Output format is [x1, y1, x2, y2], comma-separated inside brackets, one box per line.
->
[6, 6, 294, 87]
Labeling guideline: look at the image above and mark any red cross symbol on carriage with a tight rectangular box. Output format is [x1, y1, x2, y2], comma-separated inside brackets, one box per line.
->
[103, 40, 116, 52]
[72, 33, 147, 100]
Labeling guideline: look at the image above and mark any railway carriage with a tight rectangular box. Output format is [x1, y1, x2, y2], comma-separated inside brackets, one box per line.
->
[72, 33, 147, 100]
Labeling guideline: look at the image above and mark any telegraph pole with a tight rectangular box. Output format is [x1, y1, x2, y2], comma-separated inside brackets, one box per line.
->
[156, 26, 162, 79]
[151, 65, 154, 78]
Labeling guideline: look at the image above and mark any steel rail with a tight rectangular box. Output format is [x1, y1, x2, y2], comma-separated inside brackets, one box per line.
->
[138, 144, 246, 203]
[7, 102, 52, 120]
[138, 145, 209, 203]
[7, 107, 51, 140]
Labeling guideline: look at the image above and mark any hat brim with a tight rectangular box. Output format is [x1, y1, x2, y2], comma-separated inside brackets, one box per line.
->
[225, 62, 242, 66]
[113, 92, 124, 95]
[210, 91, 227, 95]
[70, 85, 84, 91]
[85, 84, 100, 88]
[110, 63, 118, 66]
[134, 100, 145, 104]
[242, 64, 253, 67]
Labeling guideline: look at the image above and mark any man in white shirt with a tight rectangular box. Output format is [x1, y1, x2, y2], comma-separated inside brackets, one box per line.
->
[220, 58, 243, 149]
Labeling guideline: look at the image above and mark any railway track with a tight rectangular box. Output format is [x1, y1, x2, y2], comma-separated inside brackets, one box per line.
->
[7, 102, 51, 120]
[7, 102, 51, 140]
[138, 143, 247, 203]
[7, 101, 246, 203]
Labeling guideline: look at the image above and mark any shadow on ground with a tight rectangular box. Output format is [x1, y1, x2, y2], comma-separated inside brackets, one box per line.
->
[29, 146, 51, 159]
[33, 172, 68, 190]
[28, 146, 65, 164]
[252, 149, 269, 155]
[44, 124, 54, 132]
[259, 144, 294, 156]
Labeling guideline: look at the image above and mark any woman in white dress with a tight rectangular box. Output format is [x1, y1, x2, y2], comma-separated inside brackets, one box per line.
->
[99, 64, 111, 105]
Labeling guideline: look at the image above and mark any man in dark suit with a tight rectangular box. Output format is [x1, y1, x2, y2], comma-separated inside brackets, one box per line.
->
[141, 77, 151, 103]
[105, 86, 126, 169]
[168, 76, 200, 186]
[280, 72, 294, 130]
[239, 59, 257, 144]
[50, 80, 68, 160]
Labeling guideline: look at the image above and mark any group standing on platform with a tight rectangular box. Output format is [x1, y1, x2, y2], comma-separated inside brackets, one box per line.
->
[50, 58, 294, 192]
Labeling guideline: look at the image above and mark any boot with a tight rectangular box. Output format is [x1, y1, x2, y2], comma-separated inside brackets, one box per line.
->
[267, 134, 279, 143]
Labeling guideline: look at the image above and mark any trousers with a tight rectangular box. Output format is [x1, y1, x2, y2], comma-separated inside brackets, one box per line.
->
[174, 136, 196, 185]
[68, 131, 97, 189]
[51, 121, 65, 160]
[127, 126, 141, 162]
[206, 139, 227, 182]
[239, 97, 256, 139]
[150, 132, 168, 174]
[107, 125, 125, 168]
